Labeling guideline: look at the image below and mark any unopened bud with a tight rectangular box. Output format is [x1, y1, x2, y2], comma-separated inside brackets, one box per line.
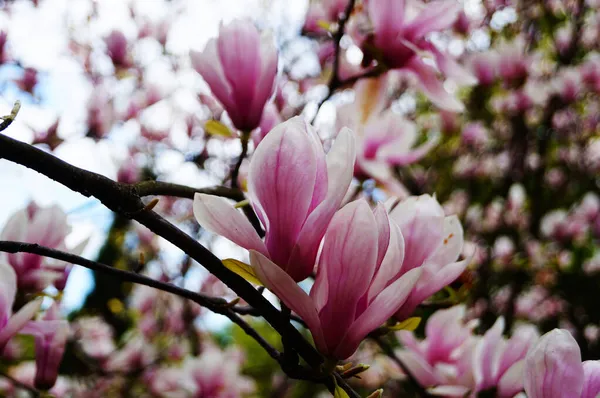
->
[366, 389, 383, 398]
[341, 363, 370, 379]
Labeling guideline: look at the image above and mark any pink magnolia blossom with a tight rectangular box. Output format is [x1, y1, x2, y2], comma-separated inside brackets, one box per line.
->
[397, 306, 539, 396]
[389, 194, 469, 320]
[21, 303, 69, 390]
[0, 202, 82, 291]
[472, 318, 539, 396]
[183, 345, 256, 398]
[524, 328, 600, 398]
[337, 75, 439, 197]
[191, 19, 278, 132]
[0, 262, 43, 353]
[396, 305, 478, 396]
[364, 0, 476, 111]
[251, 200, 422, 360]
[194, 117, 355, 282]
[105, 30, 131, 68]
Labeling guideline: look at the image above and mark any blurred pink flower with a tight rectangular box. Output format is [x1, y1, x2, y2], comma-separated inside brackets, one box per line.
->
[252, 200, 422, 359]
[472, 319, 539, 396]
[1, 203, 69, 290]
[364, 0, 476, 111]
[396, 305, 477, 395]
[337, 75, 439, 197]
[191, 19, 278, 132]
[0, 262, 42, 352]
[524, 329, 600, 398]
[21, 303, 69, 390]
[105, 30, 131, 68]
[183, 346, 255, 397]
[194, 117, 355, 282]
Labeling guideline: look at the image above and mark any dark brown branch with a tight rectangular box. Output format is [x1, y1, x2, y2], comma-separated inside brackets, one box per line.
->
[0, 241, 286, 373]
[0, 241, 227, 309]
[230, 130, 250, 190]
[134, 181, 244, 201]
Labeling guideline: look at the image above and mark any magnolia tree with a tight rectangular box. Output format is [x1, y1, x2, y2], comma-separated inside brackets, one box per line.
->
[0, 0, 599, 396]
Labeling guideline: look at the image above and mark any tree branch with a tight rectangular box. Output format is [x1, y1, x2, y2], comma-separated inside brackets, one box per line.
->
[134, 181, 244, 201]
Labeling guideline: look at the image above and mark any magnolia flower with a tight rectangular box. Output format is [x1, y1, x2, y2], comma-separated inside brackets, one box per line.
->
[21, 304, 69, 390]
[105, 30, 131, 68]
[524, 329, 600, 398]
[194, 117, 355, 282]
[397, 306, 539, 396]
[252, 200, 422, 360]
[0, 262, 42, 352]
[337, 75, 439, 197]
[472, 318, 539, 396]
[0, 203, 83, 291]
[389, 194, 469, 320]
[363, 0, 476, 111]
[396, 305, 478, 396]
[183, 346, 255, 397]
[191, 19, 278, 132]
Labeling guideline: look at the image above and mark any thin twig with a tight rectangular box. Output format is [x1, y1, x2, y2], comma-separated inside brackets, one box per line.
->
[134, 181, 244, 201]
[230, 130, 250, 190]
[372, 337, 433, 397]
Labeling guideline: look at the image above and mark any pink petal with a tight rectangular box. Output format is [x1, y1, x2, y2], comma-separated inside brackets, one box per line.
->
[405, 57, 465, 112]
[288, 126, 356, 281]
[427, 385, 471, 397]
[381, 133, 440, 166]
[429, 45, 478, 86]
[0, 262, 17, 317]
[217, 20, 263, 126]
[193, 194, 267, 257]
[404, 0, 461, 39]
[425, 215, 464, 270]
[248, 32, 278, 127]
[250, 251, 326, 354]
[496, 324, 539, 380]
[389, 194, 445, 273]
[473, 317, 505, 390]
[524, 329, 584, 398]
[369, 0, 406, 45]
[497, 360, 526, 398]
[0, 298, 43, 349]
[247, 117, 319, 272]
[396, 258, 469, 320]
[396, 349, 440, 386]
[191, 40, 235, 112]
[424, 305, 470, 362]
[367, 217, 405, 301]
[582, 360, 600, 398]
[335, 268, 421, 359]
[21, 319, 69, 390]
[317, 200, 379, 351]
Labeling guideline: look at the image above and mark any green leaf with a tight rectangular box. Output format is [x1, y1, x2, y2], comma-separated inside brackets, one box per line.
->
[205, 120, 233, 137]
[387, 317, 421, 332]
[222, 258, 263, 286]
[333, 377, 350, 398]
